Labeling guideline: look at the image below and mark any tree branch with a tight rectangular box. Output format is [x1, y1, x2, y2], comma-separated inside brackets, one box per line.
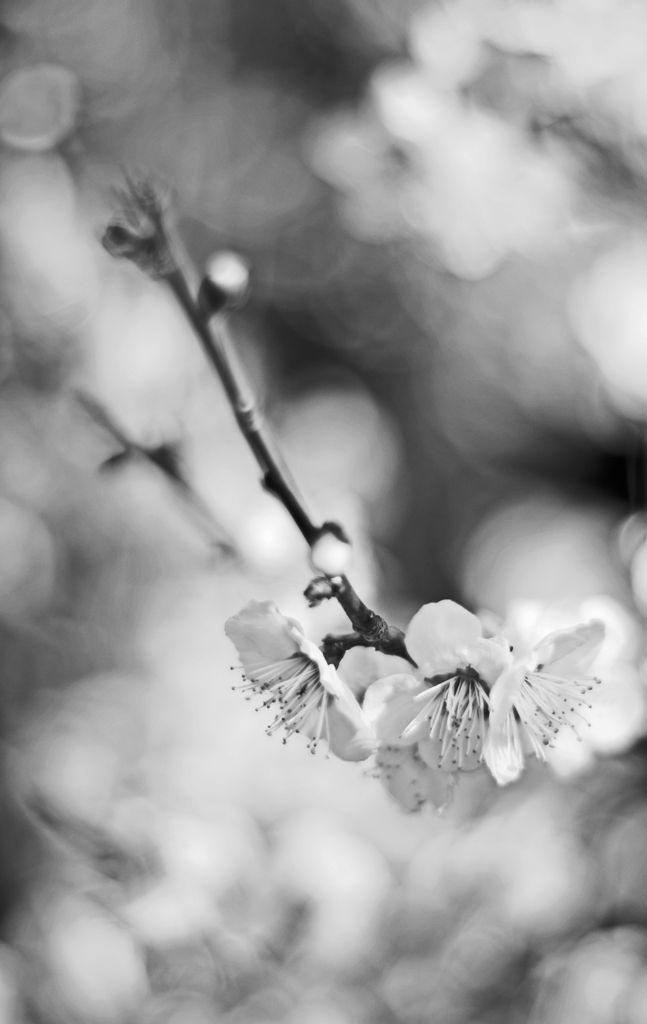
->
[101, 177, 414, 666]
[306, 575, 415, 665]
[76, 389, 235, 552]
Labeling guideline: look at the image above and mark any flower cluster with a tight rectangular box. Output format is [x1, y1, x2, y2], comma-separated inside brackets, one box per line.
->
[226, 598, 605, 811]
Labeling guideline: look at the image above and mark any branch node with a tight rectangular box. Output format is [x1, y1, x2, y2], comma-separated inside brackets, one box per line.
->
[320, 632, 370, 667]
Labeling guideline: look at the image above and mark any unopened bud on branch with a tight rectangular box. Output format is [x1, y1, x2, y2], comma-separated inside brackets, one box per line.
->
[310, 525, 352, 577]
[199, 251, 250, 316]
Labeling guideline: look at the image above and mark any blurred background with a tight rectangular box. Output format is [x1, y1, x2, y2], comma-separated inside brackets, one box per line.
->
[2, 0, 647, 1021]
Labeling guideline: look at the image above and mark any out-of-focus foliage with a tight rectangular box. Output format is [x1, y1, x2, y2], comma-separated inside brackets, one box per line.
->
[0, 0, 647, 1022]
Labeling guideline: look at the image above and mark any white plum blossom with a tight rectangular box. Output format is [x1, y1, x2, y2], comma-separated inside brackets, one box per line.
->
[482, 597, 640, 780]
[226, 597, 608, 810]
[484, 619, 605, 785]
[225, 600, 376, 761]
[364, 600, 512, 809]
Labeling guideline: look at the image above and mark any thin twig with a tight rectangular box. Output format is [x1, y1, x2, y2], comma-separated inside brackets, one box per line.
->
[320, 632, 376, 668]
[76, 389, 235, 552]
[165, 268, 321, 545]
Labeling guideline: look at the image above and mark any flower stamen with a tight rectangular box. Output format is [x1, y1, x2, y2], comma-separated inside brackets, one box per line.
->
[236, 653, 333, 748]
[514, 671, 602, 757]
[401, 673, 490, 770]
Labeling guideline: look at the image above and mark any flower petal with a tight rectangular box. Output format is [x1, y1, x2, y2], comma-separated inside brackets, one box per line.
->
[363, 674, 427, 744]
[487, 664, 525, 728]
[460, 636, 512, 687]
[292, 631, 341, 694]
[376, 745, 456, 812]
[225, 599, 344, 694]
[483, 713, 525, 786]
[533, 619, 605, 676]
[405, 601, 482, 677]
[225, 600, 302, 670]
[326, 683, 378, 761]
[498, 599, 546, 654]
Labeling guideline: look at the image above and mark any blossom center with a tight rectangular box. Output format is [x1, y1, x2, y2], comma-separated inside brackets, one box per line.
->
[402, 670, 490, 771]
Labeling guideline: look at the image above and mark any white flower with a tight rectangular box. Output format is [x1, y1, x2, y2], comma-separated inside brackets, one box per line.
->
[225, 597, 608, 804]
[484, 619, 605, 785]
[225, 600, 376, 761]
[364, 600, 512, 808]
[366, 600, 511, 763]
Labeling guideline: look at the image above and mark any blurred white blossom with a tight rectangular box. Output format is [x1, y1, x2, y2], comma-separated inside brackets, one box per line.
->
[570, 238, 647, 416]
[309, 7, 570, 277]
[0, 64, 80, 151]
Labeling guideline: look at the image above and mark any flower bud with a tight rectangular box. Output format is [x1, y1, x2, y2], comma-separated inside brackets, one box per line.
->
[199, 251, 250, 316]
[310, 530, 353, 577]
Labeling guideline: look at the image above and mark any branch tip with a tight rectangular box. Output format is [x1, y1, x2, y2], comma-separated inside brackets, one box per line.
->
[102, 175, 176, 278]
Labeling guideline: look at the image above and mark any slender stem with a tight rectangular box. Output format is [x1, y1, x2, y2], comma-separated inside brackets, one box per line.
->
[165, 270, 319, 544]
